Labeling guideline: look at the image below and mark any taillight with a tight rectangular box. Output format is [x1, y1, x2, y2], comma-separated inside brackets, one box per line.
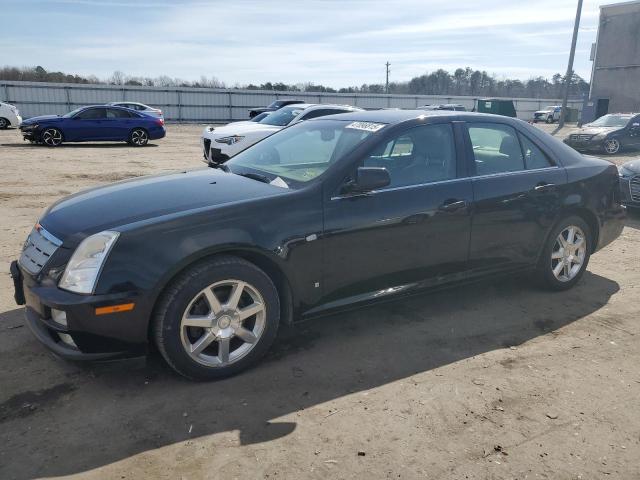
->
[155, 118, 164, 126]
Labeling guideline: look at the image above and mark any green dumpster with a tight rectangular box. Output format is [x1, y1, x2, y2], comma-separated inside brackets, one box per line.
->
[476, 99, 517, 117]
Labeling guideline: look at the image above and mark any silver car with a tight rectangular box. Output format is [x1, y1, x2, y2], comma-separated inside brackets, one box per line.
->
[108, 102, 163, 119]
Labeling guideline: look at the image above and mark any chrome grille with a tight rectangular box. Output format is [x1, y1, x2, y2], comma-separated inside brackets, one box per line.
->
[570, 134, 594, 141]
[19, 225, 62, 275]
[631, 176, 640, 202]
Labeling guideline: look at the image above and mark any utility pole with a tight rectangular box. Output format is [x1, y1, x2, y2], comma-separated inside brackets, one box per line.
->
[385, 61, 390, 94]
[558, 0, 583, 128]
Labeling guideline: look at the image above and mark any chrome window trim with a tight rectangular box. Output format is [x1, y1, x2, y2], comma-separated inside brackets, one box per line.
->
[471, 165, 561, 181]
[331, 176, 468, 200]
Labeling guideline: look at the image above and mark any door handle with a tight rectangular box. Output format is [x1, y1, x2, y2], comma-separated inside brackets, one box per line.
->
[534, 182, 555, 192]
[438, 199, 468, 212]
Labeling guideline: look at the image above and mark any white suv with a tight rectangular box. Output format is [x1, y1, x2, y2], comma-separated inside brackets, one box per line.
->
[0, 102, 22, 128]
[201, 104, 362, 165]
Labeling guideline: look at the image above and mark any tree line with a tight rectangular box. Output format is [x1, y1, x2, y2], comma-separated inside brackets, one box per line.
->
[0, 65, 588, 99]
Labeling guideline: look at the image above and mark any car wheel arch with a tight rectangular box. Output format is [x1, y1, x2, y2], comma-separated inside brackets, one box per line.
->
[146, 247, 294, 343]
[539, 207, 600, 262]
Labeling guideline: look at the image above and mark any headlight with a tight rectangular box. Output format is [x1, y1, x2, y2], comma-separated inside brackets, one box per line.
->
[215, 135, 244, 145]
[618, 165, 634, 178]
[59, 231, 119, 294]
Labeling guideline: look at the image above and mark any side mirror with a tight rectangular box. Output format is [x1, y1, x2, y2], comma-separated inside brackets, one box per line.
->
[342, 167, 390, 194]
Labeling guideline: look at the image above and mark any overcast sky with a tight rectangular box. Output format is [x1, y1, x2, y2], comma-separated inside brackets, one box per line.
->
[2, 0, 602, 87]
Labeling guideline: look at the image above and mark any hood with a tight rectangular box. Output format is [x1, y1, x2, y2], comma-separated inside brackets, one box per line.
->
[39, 168, 287, 241]
[535, 110, 552, 115]
[573, 126, 621, 136]
[205, 122, 282, 137]
[621, 158, 640, 173]
[20, 115, 60, 125]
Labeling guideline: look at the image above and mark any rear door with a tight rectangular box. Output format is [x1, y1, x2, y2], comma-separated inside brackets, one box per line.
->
[465, 121, 567, 273]
[105, 108, 134, 140]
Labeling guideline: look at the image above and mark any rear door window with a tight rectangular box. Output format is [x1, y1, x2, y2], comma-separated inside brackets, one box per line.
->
[517, 133, 554, 170]
[106, 108, 132, 118]
[468, 123, 525, 175]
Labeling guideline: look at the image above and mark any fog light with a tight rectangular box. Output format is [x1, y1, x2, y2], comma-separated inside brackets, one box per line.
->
[51, 308, 67, 327]
[58, 332, 77, 348]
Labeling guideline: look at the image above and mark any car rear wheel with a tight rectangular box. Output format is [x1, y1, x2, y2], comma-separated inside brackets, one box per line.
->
[536, 216, 591, 291]
[0, 118, 8, 129]
[41, 128, 63, 147]
[129, 128, 148, 146]
[153, 255, 280, 380]
[603, 138, 621, 155]
[546, 116, 554, 124]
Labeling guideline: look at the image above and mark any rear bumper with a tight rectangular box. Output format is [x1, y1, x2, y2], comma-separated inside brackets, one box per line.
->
[11, 260, 148, 361]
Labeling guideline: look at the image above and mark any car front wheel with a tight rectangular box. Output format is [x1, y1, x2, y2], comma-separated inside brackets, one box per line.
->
[41, 128, 63, 147]
[537, 216, 591, 291]
[153, 255, 280, 380]
[603, 138, 621, 155]
[129, 128, 148, 146]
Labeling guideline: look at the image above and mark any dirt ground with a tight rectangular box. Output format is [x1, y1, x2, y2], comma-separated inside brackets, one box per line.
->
[1, 123, 639, 480]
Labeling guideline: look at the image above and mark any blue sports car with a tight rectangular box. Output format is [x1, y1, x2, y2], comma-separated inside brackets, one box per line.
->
[19, 105, 166, 147]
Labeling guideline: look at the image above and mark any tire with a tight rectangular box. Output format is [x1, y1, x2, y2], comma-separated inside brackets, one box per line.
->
[0, 118, 8, 129]
[546, 116, 554, 124]
[153, 255, 280, 380]
[536, 215, 591, 291]
[603, 138, 621, 155]
[41, 127, 63, 147]
[129, 128, 148, 146]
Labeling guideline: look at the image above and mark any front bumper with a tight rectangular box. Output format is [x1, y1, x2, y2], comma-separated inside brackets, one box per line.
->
[619, 175, 640, 206]
[201, 136, 231, 166]
[11, 260, 147, 361]
[563, 138, 605, 152]
[20, 126, 40, 141]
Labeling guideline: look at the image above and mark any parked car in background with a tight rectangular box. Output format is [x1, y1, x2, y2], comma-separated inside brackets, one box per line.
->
[108, 101, 163, 119]
[19, 105, 166, 147]
[0, 101, 22, 128]
[618, 159, 640, 208]
[419, 104, 467, 111]
[11, 110, 625, 380]
[563, 113, 640, 155]
[249, 99, 304, 118]
[202, 104, 362, 165]
[532, 105, 562, 123]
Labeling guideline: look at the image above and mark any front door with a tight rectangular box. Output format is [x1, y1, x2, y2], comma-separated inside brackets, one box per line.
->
[321, 122, 473, 304]
[465, 122, 567, 274]
[66, 107, 108, 140]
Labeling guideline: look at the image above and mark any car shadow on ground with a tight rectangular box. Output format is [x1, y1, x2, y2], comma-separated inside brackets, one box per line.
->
[0, 272, 620, 479]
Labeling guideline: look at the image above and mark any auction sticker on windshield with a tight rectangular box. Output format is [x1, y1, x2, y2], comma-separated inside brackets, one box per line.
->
[345, 121, 386, 132]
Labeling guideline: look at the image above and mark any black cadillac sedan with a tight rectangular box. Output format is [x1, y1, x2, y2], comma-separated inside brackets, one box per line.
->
[10, 110, 625, 380]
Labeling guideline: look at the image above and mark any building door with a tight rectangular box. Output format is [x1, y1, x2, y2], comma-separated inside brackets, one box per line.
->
[596, 99, 609, 119]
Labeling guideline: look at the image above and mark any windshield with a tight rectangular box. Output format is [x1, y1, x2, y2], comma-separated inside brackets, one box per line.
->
[62, 107, 84, 118]
[545, 106, 557, 111]
[588, 114, 631, 128]
[259, 106, 305, 126]
[251, 112, 270, 122]
[225, 120, 382, 187]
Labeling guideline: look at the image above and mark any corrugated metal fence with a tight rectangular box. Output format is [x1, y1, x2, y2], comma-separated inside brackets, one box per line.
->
[1, 80, 583, 123]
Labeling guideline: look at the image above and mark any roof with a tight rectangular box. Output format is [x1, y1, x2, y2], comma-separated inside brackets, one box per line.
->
[311, 109, 529, 126]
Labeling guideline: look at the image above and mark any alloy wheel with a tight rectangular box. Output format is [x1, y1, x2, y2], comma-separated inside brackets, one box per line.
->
[180, 279, 266, 367]
[131, 129, 148, 146]
[42, 128, 62, 146]
[604, 139, 620, 154]
[550, 225, 586, 282]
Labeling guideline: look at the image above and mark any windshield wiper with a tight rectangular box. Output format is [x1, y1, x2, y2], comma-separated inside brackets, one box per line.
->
[237, 172, 271, 184]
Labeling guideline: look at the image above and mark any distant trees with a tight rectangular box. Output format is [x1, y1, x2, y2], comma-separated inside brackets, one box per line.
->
[0, 65, 589, 99]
